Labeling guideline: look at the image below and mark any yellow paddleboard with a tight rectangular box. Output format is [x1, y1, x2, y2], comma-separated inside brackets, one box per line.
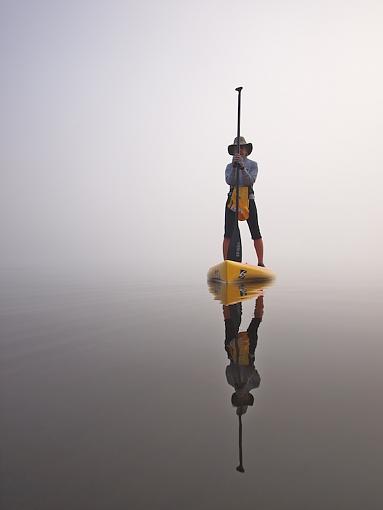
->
[207, 260, 275, 283]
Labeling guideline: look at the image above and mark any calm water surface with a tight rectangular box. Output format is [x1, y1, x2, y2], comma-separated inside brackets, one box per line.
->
[1, 271, 382, 509]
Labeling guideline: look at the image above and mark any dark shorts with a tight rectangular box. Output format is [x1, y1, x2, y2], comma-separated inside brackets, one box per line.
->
[224, 199, 262, 240]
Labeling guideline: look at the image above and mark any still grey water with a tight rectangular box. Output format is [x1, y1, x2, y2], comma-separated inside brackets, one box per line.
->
[1, 270, 382, 509]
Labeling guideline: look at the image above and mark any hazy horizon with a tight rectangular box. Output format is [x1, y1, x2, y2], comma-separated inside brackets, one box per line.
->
[1, 0, 382, 285]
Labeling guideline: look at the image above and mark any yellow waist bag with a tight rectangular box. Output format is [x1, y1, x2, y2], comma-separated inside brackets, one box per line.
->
[227, 187, 249, 221]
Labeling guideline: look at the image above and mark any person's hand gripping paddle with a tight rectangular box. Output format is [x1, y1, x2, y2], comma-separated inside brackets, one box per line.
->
[227, 87, 243, 262]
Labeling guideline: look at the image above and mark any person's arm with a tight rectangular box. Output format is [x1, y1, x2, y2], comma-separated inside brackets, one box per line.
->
[239, 161, 258, 186]
[225, 163, 236, 185]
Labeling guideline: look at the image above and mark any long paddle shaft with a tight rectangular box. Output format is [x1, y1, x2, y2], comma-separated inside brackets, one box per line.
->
[227, 87, 243, 262]
[235, 87, 243, 222]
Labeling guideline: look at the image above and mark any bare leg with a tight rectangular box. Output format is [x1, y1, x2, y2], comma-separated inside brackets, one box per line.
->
[223, 237, 230, 260]
[253, 238, 264, 266]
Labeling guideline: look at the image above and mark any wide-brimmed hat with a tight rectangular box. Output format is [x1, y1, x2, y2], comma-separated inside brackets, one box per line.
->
[228, 136, 253, 156]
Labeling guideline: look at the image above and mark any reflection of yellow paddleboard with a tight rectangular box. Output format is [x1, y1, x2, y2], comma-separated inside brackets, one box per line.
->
[208, 280, 270, 305]
[207, 260, 275, 283]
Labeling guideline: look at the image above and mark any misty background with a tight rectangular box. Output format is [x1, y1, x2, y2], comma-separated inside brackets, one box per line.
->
[1, 0, 382, 286]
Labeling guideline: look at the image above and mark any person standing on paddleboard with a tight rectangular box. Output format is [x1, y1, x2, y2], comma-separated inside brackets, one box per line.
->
[223, 136, 265, 266]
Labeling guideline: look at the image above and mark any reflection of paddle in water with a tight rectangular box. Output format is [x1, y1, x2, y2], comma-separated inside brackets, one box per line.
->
[224, 294, 264, 473]
[237, 415, 244, 473]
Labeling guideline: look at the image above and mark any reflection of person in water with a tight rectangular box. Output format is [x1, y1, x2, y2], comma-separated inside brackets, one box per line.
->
[223, 294, 264, 472]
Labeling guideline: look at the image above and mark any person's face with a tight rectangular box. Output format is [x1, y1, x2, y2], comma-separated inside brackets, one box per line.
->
[239, 146, 248, 157]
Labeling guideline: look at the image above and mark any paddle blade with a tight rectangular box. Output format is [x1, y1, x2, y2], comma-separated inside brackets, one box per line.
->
[227, 223, 242, 262]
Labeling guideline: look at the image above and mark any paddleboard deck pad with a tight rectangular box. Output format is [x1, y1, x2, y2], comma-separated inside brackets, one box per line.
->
[207, 260, 275, 283]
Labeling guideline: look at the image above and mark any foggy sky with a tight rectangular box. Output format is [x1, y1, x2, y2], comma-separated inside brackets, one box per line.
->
[1, 0, 382, 285]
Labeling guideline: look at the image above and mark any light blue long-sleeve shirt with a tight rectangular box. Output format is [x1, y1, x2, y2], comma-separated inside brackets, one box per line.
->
[225, 158, 258, 199]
